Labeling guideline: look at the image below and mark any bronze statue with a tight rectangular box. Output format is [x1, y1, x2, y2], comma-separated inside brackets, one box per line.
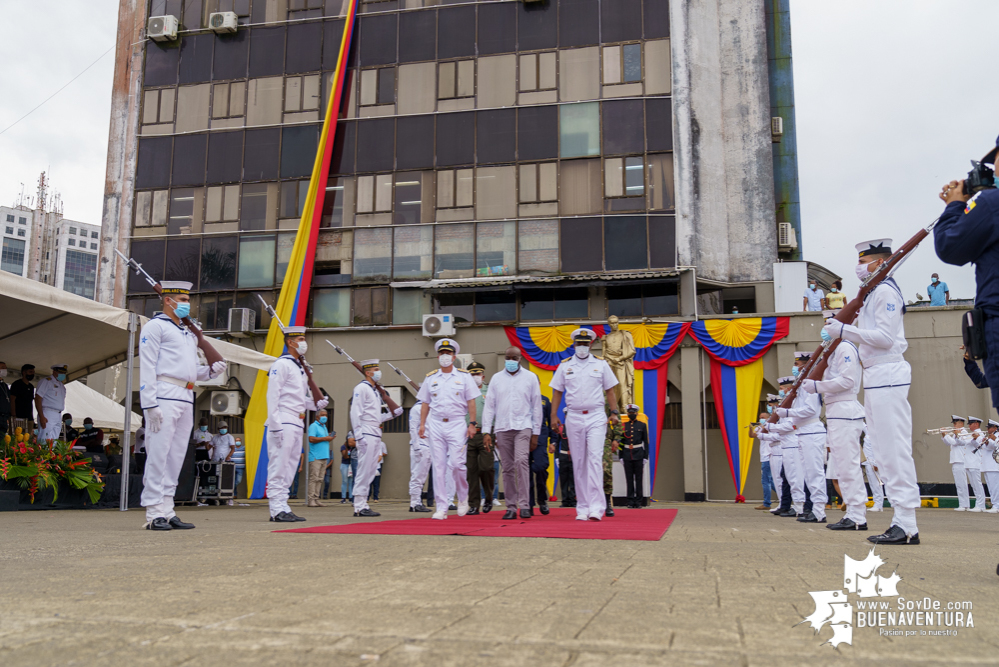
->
[602, 315, 635, 412]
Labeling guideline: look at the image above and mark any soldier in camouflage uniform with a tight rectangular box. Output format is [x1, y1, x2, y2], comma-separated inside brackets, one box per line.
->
[604, 412, 622, 517]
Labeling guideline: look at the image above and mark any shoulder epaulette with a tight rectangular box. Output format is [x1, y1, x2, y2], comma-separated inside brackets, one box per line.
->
[560, 357, 571, 363]
[594, 355, 604, 360]
[425, 370, 437, 377]
[456, 368, 469, 373]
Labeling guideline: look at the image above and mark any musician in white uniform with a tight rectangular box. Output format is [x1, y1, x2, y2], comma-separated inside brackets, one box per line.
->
[942, 416, 971, 511]
[549, 329, 619, 521]
[824, 238, 920, 545]
[35, 364, 68, 445]
[861, 424, 884, 512]
[775, 352, 828, 524]
[350, 359, 401, 518]
[772, 377, 805, 517]
[266, 326, 328, 523]
[408, 398, 432, 512]
[962, 416, 987, 512]
[757, 395, 782, 514]
[978, 419, 999, 513]
[418, 339, 479, 520]
[797, 333, 867, 530]
[139, 281, 224, 530]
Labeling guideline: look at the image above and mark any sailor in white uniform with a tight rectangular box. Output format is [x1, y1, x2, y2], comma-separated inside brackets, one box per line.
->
[350, 359, 401, 517]
[757, 395, 783, 514]
[861, 424, 885, 512]
[962, 416, 987, 512]
[824, 238, 920, 545]
[417, 339, 480, 520]
[408, 398, 432, 512]
[978, 419, 999, 513]
[776, 352, 828, 523]
[139, 281, 225, 530]
[549, 328, 619, 521]
[942, 416, 971, 511]
[35, 364, 68, 445]
[266, 326, 328, 522]
[797, 332, 867, 530]
[772, 377, 806, 517]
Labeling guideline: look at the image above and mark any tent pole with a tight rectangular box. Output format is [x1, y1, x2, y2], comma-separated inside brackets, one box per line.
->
[120, 312, 137, 512]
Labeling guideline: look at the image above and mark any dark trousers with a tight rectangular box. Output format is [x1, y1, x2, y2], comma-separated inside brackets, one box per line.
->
[803, 483, 813, 514]
[528, 467, 548, 508]
[0, 413, 8, 437]
[623, 458, 645, 505]
[558, 452, 576, 506]
[467, 436, 495, 507]
[368, 473, 381, 500]
[779, 467, 792, 511]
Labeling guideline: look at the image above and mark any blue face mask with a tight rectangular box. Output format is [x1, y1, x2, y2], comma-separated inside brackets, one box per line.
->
[57, 374, 66, 382]
[792, 367, 800, 378]
[931, 277, 938, 283]
[319, 416, 328, 424]
[220, 429, 228, 434]
[84, 424, 93, 431]
[64, 418, 72, 425]
[200, 425, 208, 432]
[778, 390, 786, 399]
[173, 301, 191, 319]
[767, 405, 774, 414]
[505, 360, 520, 373]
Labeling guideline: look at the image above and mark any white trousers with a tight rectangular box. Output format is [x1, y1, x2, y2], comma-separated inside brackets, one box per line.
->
[770, 453, 783, 491]
[141, 400, 193, 521]
[353, 433, 383, 512]
[565, 411, 607, 518]
[266, 417, 304, 517]
[428, 419, 469, 510]
[864, 461, 885, 509]
[827, 418, 866, 524]
[951, 463, 970, 509]
[864, 362, 919, 536]
[409, 444, 432, 507]
[966, 468, 986, 509]
[40, 408, 64, 442]
[798, 431, 828, 518]
[985, 471, 999, 507]
[781, 446, 805, 512]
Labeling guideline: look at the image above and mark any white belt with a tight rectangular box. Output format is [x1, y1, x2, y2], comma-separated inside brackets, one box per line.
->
[796, 418, 821, 428]
[825, 395, 858, 404]
[430, 413, 464, 422]
[862, 354, 904, 369]
[157, 375, 195, 390]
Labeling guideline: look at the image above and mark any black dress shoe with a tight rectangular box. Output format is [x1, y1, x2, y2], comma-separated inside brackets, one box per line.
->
[354, 509, 381, 517]
[289, 513, 307, 522]
[410, 504, 431, 512]
[482, 503, 493, 514]
[606, 506, 615, 517]
[539, 503, 550, 515]
[520, 509, 532, 519]
[448, 504, 457, 511]
[827, 518, 867, 531]
[502, 509, 517, 520]
[530, 508, 535, 516]
[168, 516, 195, 529]
[797, 512, 818, 523]
[270, 512, 298, 523]
[466, 507, 480, 515]
[145, 517, 171, 531]
[778, 509, 797, 517]
[867, 525, 919, 545]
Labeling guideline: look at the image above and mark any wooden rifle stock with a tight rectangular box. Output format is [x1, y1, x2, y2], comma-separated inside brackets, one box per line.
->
[326, 341, 401, 413]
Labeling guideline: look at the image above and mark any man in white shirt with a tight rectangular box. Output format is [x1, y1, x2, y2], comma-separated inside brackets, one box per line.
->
[35, 364, 68, 446]
[210, 420, 235, 462]
[942, 416, 970, 511]
[482, 347, 543, 520]
[963, 416, 987, 512]
[803, 279, 825, 312]
[350, 359, 401, 518]
[191, 417, 213, 459]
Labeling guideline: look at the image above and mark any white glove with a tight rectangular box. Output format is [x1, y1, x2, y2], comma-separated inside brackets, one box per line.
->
[393, 406, 403, 417]
[774, 407, 790, 418]
[145, 407, 163, 433]
[210, 360, 226, 378]
[799, 379, 817, 394]
[316, 398, 330, 411]
[822, 318, 844, 341]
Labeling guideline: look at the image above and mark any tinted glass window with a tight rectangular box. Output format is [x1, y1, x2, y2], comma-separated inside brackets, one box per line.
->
[129, 239, 165, 292]
[605, 216, 647, 270]
[559, 0, 599, 47]
[518, 1, 557, 51]
[212, 31, 248, 80]
[286, 22, 322, 73]
[356, 118, 395, 173]
[329, 121, 356, 176]
[644, 282, 679, 315]
[201, 235, 237, 290]
[560, 217, 602, 272]
[398, 9, 436, 63]
[243, 128, 281, 181]
[171, 134, 207, 187]
[602, 0, 643, 43]
[178, 34, 213, 84]
[165, 237, 201, 288]
[240, 183, 270, 230]
[238, 235, 276, 288]
[249, 27, 285, 78]
[646, 98, 673, 152]
[207, 130, 244, 184]
[396, 115, 435, 170]
[433, 292, 474, 324]
[436, 112, 475, 167]
[434, 223, 474, 278]
[478, 2, 516, 55]
[649, 215, 676, 268]
[281, 125, 320, 178]
[312, 288, 351, 327]
[607, 285, 642, 317]
[136, 136, 173, 189]
[144, 42, 179, 87]
[438, 6, 476, 59]
[603, 99, 644, 156]
[644, 0, 670, 39]
[476, 109, 516, 165]
[476, 291, 516, 322]
[322, 20, 346, 70]
[517, 105, 558, 161]
[519, 288, 553, 320]
[554, 287, 589, 319]
[359, 14, 397, 66]
[560, 102, 600, 158]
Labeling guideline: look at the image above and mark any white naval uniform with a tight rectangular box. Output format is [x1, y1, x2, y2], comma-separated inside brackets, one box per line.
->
[549, 353, 619, 520]
[35, 375, 67, 442]
[408, 400, 432, 507]
[417, 368, 479, 512]
[943, 429, 970, 510]
[266, 354, 318, 517]
[757, 425, 781, 508]
[829, 278, 919, 536]
[862, 425, 884, 510]
[771, 417, 805, 513]
[978, 432, 999, 512]
[962, 429, 987, 511]
[801, 341, 865, 524]
[350, 380, 400, 513]
[779, 389, 827, 519]
[139, 315, 211, 521]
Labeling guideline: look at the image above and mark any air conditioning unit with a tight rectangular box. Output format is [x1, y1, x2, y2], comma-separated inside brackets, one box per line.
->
[147, 15, 179, 42]
[422, 313, 455, 337]
[208, 11, 238, 33]
[778, 222, 798, 250]
[455, 354, 473, 370]
[228, 308, 256, 337]
[211, 390, 242, 416]
[771, 116, 784, 143]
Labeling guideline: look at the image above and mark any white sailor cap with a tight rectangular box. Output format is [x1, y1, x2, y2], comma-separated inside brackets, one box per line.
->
[626, 403, 640, 412]
[766, 394, 780, 402]
[282, 326, 307, 336]
[361, 359, 379, 370]
[778, 376, 794, 385]
[990, 420, 999, 428]
[793, 350, 811, 361]
[571, 328, 596, 343]
[160, 281, 192, 294]
[855, 238, 892, 258]
[968, 415, 983, 423]
[435, 338, 459, 354]
[822, 310, 836, 319]
[952, 415, 966, 422]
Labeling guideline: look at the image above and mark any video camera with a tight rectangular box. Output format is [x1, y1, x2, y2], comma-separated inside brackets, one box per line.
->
[963, 138, 999, 195]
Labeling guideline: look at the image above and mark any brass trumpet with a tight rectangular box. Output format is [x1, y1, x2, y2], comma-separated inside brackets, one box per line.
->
[925, 427, 965, 435]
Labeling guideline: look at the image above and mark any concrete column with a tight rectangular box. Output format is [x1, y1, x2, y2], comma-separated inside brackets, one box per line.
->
[680, 344, 705, 500]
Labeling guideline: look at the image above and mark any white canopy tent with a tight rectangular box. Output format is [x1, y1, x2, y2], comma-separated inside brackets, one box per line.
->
[64, 381, 142, 432]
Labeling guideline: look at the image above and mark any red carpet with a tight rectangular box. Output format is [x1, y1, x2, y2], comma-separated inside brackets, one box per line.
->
[275, 507, 677, 541]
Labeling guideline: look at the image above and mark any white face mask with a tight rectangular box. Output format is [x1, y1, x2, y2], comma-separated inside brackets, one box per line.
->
[473, 375, 483, 387]
[439, 354, 453, 368]
[855, 262, 871, 282]
[294, 341, 308, 356]
[0, 369, 6, 378]
[574, 345, 590, 359]
[371, 370, 382, 383]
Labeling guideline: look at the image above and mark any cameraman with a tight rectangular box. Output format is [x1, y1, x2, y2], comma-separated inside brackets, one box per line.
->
[934, 137, 999, 410]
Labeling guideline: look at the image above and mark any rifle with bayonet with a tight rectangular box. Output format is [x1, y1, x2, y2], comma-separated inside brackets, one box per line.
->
[114, 248, 225, 367]
[255, 295, 325, 405]
[326, 341, 401, 413]
[387, 362, 420, 392]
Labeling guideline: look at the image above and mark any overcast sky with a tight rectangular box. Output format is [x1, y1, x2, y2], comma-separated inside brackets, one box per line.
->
[0, 0, 995, 301]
